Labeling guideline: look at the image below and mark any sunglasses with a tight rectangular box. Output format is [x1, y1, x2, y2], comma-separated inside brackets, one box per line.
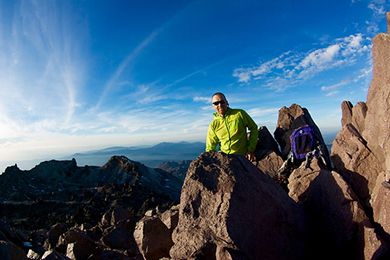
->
[212, 100, 226, 106]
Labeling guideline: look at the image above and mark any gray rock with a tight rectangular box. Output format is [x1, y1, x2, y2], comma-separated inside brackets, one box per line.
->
[170, 152, 306, 260]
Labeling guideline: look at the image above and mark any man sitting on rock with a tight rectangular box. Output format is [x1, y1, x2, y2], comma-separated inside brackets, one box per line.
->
[206, 92, 258, 162]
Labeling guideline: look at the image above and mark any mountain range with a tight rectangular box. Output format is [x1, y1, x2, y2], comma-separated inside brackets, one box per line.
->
[66, 141, 206, 168]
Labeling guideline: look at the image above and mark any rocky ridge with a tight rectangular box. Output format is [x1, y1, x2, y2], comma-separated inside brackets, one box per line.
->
[1, 12, 390, 260]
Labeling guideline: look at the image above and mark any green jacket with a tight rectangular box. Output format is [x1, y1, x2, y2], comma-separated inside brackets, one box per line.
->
[206, 108, 258, 155]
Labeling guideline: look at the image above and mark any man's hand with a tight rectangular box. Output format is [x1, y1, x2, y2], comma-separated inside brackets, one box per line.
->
[246, 151, 256, 162]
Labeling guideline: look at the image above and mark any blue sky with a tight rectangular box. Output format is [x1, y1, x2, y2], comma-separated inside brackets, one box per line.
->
[0, 0, 389, 172]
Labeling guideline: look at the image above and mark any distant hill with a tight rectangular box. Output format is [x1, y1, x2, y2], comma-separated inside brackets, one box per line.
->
[67, 141, 206, 168]
[155, 160, 192, 181]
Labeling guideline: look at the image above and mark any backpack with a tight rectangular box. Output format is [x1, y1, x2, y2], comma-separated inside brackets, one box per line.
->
[277, 125, 328, 182]
[290, 125, 317, 160]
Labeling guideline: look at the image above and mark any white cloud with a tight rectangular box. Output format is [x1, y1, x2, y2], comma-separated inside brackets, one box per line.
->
[298, 44, 340, 69]
[321, 78, 351, 92]
[233, 33, 372, 91]
[0, 0, 88, 140]
[247, 108, 279, 117]
[325, 91, 340, 97]
[194, 96, 210, 103]
[368, 0, 387, 16]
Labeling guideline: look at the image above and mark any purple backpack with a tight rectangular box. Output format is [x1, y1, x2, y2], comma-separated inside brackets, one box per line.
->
[290, 125, 318, 160]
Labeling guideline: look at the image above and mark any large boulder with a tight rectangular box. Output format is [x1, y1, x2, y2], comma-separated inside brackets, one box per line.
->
[170, 152, 306, 260]
[363, 13, 390, 170]
[331, 123, 381, 207]
[134, 215, 173, 260]
[302, 170, 370, 259]
[287, 157, 323, 202]
[254, 126, 284, 180]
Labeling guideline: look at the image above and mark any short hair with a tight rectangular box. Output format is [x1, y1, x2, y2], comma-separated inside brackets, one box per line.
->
[212, 92, 226, 100]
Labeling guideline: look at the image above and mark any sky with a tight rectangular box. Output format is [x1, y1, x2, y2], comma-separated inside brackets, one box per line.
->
[0, 0, 389, 172]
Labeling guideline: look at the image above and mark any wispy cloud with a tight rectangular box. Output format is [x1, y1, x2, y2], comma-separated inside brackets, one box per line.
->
[95, 28, 162, 109]
[233, 33, 372, 91]
[194, 96, 210, 103]
[0, 0, 86, 139]
[321, 78, 351, 92]
[247, 108, 279, 117]
[368, 0, 387, 17]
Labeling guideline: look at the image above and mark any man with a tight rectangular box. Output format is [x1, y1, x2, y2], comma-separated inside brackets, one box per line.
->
[206, 92, 258, 161]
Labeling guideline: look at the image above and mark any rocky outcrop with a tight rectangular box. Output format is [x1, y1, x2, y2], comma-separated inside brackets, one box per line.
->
[0, 156, 181, 233]
[330, 14, 390, 254]
[170, 152, 306, 260]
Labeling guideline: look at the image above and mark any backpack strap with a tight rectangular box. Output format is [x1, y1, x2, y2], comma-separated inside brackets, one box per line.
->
[303, 141, 328, 170]
[277, 151, 293, 179]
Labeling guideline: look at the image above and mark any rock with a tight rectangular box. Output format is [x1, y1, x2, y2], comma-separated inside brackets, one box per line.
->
[360, 219, 389, 260]
[363, 20, 390, 171]
[41, 250, 71, 260]
[158, 205, 179, 231]
[287, 157, 323, 202]
[302, 170, 370, 259]
[254, 126, 284, 180]
[170, 152, 305, 260]
[101, 225, 134, 250]
[255, 126, 280, 157]
[48, 223, 68, 250]
[56, 228, 94, 255]
[134, 215, 173, 260]
[29, 229, 48, 255]
[341, 100, 353, 127]
[351, 102, 367, 133]
[255, 150, 284, 180]
[87, 248, 135, 260]
[331, 123, 381, 206]
[0, 240, 27, 260]
[27, 249, 41, 259]
[100, 207, 134, 228]
[66, 241, 94, 260]
[341, 100, 368, 134]
[372, 182, 390, 238]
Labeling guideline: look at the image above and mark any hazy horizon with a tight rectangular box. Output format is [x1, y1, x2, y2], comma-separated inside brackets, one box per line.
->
[1, 132, 337, 173]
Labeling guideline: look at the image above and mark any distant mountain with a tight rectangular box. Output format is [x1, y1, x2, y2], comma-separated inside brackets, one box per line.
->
[156, 160, 193, 181]
[66, 141, 206, 168]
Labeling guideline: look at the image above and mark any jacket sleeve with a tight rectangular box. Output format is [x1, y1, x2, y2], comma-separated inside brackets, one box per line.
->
[206, 123, 219, 152]
[243, 111, 258, 152]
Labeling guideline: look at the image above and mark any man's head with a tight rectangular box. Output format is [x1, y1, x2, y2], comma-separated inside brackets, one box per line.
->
[212, 92, 229, 117]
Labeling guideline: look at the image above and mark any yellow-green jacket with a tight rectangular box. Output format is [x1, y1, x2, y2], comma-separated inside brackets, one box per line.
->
[206, 108, 258, 155]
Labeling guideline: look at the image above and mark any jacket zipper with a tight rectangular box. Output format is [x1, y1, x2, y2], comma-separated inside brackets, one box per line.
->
[223, 117, 231, 154]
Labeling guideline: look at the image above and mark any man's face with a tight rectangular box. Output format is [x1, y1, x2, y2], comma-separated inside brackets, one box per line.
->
[212, 94, 228, 117]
